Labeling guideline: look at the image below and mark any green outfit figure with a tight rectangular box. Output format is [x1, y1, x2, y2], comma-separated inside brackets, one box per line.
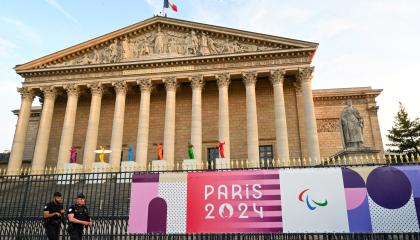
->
[187, 142, 195, 159]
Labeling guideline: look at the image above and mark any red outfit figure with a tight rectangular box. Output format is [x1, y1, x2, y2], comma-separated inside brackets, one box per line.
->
[218, 141, 225, 158]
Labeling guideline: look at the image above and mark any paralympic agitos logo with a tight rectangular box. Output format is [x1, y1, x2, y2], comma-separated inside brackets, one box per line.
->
[298, 189, 328, 211]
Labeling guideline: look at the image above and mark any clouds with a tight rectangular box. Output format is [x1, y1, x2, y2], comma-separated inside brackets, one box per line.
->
[44, 0, 79, 24]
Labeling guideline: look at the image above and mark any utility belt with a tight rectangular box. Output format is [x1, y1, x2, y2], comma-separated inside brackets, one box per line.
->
[44, 217, 61, 225]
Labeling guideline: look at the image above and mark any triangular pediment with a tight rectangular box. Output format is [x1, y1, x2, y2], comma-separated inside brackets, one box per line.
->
[15, 16, 318, 72]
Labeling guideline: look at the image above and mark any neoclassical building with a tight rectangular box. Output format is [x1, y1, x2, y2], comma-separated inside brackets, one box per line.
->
[6, 16, 383, 174]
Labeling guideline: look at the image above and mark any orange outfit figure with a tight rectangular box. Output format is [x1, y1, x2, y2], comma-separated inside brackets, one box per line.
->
[157, 143, 163, 160]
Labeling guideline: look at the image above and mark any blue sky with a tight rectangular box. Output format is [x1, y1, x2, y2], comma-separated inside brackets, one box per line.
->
[0, 0, 419, 151]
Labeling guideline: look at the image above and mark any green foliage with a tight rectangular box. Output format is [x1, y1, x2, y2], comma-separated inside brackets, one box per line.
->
[386, 102, 420, 154]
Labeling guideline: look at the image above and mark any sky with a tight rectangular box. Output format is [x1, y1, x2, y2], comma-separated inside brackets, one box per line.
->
[0, 0, 419, 151]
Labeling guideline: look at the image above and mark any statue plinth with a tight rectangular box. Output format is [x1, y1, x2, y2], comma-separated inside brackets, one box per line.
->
[86, 162, 111, 184]
[57, 163, 83, 185]
[152, 160, 167, 171]
[183, 159, 199, 170]
[118, 161, 138, 183]
[216, 158, 230, 169]
[330, 147, 381, 164]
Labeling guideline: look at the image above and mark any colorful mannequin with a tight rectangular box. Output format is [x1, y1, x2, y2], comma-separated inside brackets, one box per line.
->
[218, 141, 225, 158]
[187, 142, 195, 159]
[99, 146, 105, 163]
[157, 143, 163, 160]
[70, 146, 77, 163]
[128, 144, 133, 161]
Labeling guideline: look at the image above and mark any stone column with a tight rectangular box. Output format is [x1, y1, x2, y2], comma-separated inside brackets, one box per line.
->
[7, 88, 34, 175]
[270, 69, 290, 163]
[163, 77, 178, 167]
[298, 67, 321, 161]
[135, 79, 152, 168]
[56, 84, 80, 170]
[109, 81, 127, 171]
[242, 72, 260, 167]
[82, 83, 103, 171]
[190, 75, 205, 162]
[31, 86, 57, 173]
[216, 73, 231, 160]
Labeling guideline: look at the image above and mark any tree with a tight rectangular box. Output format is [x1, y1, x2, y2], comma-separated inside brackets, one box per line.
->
[386, 102, 420, 155]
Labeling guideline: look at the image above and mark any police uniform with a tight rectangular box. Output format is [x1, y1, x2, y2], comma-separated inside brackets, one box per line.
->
[66, 203, 90, 240]
[43, 200, 63, 240]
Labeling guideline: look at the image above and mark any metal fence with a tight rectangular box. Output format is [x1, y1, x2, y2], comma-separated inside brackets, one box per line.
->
[1, 161, 420, 239]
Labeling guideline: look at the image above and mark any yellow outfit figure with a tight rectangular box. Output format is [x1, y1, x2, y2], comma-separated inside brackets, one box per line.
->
[99, 146, 105, 163]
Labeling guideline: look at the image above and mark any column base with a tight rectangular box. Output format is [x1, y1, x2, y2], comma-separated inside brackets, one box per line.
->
[57, 163, 83, 185]
[117, 161, 137, 183]
[152, 160, 167, 171]
[182, 159, 201, 170]
[216, 158, 230, 169]
[86, 162, 111, 184]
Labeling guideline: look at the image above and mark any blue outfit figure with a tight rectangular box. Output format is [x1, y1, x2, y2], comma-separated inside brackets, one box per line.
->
[128, 144, 133, 161]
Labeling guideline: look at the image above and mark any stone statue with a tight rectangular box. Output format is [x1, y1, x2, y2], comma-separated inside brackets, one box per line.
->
[70, 146, 77, 163]
[108, 40, 119, 63]
[128, 144, 133, 161]
[154, 27, 166, 54]
[167, 38, 178, 54]
[340, 99, 364, 149]
[218, 141, 225, 158]
[207, 37, 218, 54]
[187, 142, 195, 159]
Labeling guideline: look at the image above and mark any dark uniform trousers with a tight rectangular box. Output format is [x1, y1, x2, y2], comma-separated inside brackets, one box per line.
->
[45, 222, 60, 240]
[67, 204, 90, 240]
[44, 201, 63, 240]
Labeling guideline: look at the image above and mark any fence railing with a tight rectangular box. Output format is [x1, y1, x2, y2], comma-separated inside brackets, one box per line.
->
[1, 153, 419, 176]
[1, 159, 420, 239]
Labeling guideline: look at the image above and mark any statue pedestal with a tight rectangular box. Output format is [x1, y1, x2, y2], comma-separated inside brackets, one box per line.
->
[152, 160, 167, 171]
[57, 163, 83, 185]
[118, 161, 137, 183]
[183, 159, 199, 170]
[216, 158, 230, 169]
[330, 147, 381, 165]
[86, 162, 110, 184]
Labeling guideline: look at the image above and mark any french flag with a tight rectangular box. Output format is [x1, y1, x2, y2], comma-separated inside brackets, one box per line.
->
[164, 0, 178, 12]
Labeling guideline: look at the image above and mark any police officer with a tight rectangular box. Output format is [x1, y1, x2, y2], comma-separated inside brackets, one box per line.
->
[43, 191, 64, 240]
[67, 193, 92, 240]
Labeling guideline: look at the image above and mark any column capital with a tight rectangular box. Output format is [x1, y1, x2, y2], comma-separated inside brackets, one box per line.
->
[17, 87, 35, 101]
[297, 67, 314, 83]
[41, 86, 57, 100]
[64, 84, 80, 97]
[242, 71, 258, 86]
[163, 77, 178, 91]
[137, 79, 153, 92]
[270, 69, 286, 85]
[190, 75, 205, 89]
[88, 82, 104, 96]
[216, 73, 230, 88]
[112, 81, 127, 95]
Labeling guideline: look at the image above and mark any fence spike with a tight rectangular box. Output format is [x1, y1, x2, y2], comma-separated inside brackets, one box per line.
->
[410, 153, 415, 162]
[417, 154, 420, 163]
[404, 154, 409, 163]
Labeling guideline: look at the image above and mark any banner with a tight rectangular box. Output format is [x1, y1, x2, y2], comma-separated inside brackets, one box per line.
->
[128, 166, 420, 233]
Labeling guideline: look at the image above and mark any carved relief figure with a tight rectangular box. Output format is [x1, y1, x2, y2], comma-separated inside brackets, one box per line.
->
[154, 27, 166, 54]
[340, 99, 364, 149]
[122, 37, 132, 59]
[200, 32, 210, 55]
[186, 30, 199, 55]
[207, 37, 218, 54]
[167, 38, 178, 54]
[108, 40, 119, 63]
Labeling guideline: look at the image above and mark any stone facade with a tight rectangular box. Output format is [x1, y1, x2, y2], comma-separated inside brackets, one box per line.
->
[5, 16, 383, 173]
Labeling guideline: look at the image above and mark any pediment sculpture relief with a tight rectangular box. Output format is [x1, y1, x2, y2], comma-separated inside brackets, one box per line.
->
[47, 26, 284, 68]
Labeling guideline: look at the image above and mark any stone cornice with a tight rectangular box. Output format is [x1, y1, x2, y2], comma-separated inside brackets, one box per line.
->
[313, 87, 382, 101]
[17, 47, 315, 78]
[15, 16, 318, 72]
